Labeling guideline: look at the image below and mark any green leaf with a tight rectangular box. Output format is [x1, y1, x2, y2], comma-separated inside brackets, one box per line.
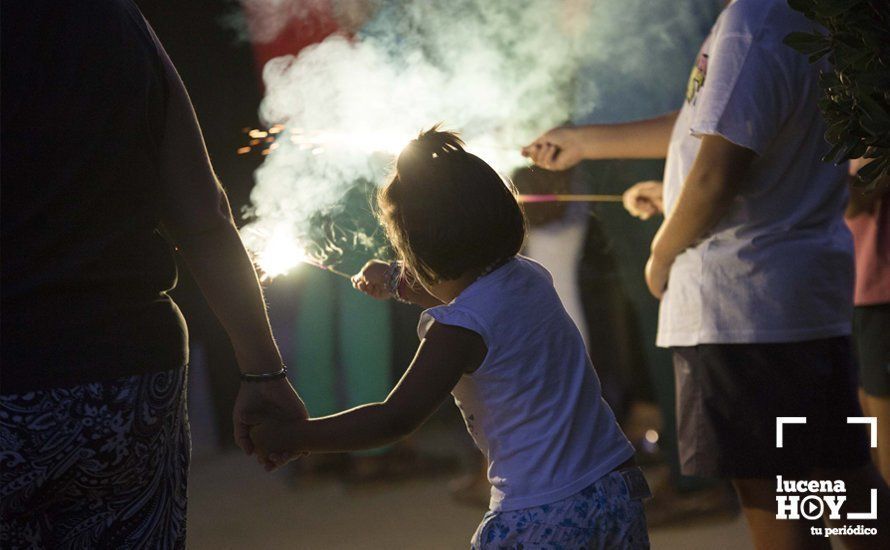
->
[822, 141, 846, 163]
[812, 0, 864, 18]
[858, 94, 890, 125]
[787, 0, 890, 179]
[787, 0, 814, 16]
[856, 156, 888, 186]
[848, 142, 869, 159]
[852, 71, 890, 89]
[784, 32, 829, 55]
[860, 114, 886, 137]
[809, 48, 832, 62]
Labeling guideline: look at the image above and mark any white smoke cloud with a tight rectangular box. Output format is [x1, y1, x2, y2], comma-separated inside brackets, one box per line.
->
[238, 0, 717, 276]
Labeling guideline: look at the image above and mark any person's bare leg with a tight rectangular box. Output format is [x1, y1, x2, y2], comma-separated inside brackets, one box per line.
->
[732, 478, 829, 550]
[858, 392, 890, 484]
[812, 464, 890, 550]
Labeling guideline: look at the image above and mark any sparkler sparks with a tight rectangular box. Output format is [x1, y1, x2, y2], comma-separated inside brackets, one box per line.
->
[237, 125, 519, 164]
[241, 224, 351, 282]
[237, 127, 624, 281]
[238, 125, 411, 156]
[238, 128, 625, 205]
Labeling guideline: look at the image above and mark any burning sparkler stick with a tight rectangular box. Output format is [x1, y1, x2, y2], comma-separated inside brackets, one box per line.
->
[517, 194, 624, 203]
[245, 224, 355, 281]
[256, 253, 353, 282]
[299, 257, 352, 279]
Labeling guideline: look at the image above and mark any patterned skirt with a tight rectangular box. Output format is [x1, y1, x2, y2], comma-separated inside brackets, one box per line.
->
[471, 467, 651, 549]
[0, 367, 190, 549]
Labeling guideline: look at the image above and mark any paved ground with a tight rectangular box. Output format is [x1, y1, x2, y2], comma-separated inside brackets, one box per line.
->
[185, 365, 754, 549]
[186, 450, 754, 550]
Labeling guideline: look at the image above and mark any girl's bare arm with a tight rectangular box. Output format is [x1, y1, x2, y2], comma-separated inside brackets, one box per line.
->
[249, 321, 486, 457]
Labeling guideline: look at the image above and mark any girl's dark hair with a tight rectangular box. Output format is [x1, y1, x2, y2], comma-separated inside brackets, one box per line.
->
[378, 126, 527, 286]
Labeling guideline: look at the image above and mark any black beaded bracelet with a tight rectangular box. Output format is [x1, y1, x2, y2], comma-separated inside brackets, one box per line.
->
[239, 366, 288, 382]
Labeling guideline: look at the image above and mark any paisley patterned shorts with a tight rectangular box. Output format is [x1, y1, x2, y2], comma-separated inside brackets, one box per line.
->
[0, 368, 190, 549]
[471, 467, 651, 549]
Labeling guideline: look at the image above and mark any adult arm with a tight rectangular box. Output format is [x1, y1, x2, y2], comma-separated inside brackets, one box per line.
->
[150, 27, 307, 456]
[250, 322, 486, 459]
[521, 111, 679, 171]
[645, 134, 754, 298]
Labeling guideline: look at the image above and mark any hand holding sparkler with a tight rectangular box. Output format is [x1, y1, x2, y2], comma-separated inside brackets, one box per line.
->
[351, 258, 443, 308]
[522, 113, 680, 170]
[521, 127, 586, 171]
[351, 260, 391, 300]
[623, 180, 665, 220]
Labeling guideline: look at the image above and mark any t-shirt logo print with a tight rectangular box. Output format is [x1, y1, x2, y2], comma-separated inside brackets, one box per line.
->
[685, 51, 709, 105]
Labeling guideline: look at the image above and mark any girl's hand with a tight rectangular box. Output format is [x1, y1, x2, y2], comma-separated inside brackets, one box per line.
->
[247, 413, 308, 471]
[351, 260, 391, 300]
[623, 181, 664, 220]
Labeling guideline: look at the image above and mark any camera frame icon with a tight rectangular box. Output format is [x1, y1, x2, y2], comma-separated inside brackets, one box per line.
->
[774, 416, 879, 521]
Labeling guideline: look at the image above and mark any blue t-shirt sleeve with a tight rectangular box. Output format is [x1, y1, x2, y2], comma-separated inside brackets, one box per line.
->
[417, 306, 490, 346]
[517, 255, 554, 285]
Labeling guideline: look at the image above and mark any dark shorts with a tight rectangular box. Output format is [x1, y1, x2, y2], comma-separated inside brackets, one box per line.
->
[672, 337, 870, 479]
[854, 303, 890, 397]
[0, 367, 190, 549]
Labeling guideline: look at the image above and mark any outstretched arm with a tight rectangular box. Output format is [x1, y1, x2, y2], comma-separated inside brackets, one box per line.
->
[150, 25, 307, 457]
[521, 111, 679, 171]
[250, 322, 486, 460]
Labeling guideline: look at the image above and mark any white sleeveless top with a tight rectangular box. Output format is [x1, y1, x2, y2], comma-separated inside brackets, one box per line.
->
[418, 256, 633, 511]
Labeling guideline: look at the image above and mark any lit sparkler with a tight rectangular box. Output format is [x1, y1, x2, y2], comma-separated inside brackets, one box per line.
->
[239, 125, 413, 156]
[295, 256, 352, 280]
[242, 224, 351, 282]
[238, 127, 624, 281]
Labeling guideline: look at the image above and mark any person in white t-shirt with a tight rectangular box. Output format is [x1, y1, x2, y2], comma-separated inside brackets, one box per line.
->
[248, 128, 650, 549]
[523, 0, 889, 548]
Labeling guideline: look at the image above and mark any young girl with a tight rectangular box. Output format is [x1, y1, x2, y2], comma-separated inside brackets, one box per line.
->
[250, 128, 651, 549]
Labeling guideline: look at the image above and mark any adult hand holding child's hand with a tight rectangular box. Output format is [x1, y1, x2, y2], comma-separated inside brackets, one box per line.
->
[233, 377, 308, 470]
[247, 411, 308, 471]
